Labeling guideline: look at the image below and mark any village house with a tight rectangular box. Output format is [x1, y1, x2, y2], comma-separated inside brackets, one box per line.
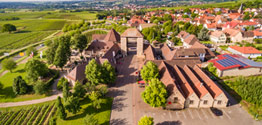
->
[241, 31, 254, 43]
[208, 54, 262, 77]
[210, 31, 227, 43]
[65, 28, 122, 85]
[227, 46, 262, 58]
[223, 28, 243, 43]
[138, 23, 156, 31]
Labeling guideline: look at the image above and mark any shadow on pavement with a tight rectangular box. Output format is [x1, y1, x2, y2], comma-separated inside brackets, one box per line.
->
[156, 121, 182, 125]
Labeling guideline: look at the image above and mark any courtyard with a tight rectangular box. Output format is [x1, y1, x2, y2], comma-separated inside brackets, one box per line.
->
[109, 54, 262, 125]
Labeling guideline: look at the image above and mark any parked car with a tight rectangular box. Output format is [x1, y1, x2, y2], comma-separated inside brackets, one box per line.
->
[210, 107, 223, 116]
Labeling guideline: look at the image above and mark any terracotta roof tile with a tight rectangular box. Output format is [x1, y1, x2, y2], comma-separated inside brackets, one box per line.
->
[183, 65, 210, 98]
[121, 28, 144, 38]
[229, 46, 262, 54]
[104, 28, 120, 43]
[193, 65, 223, 98]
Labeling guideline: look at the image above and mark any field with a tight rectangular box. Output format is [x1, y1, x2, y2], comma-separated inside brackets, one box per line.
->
[56, 97, 113, 125]
[0, 63, 46, 102]
[0, 101, 56, 125]
[0, 10, 97, 55]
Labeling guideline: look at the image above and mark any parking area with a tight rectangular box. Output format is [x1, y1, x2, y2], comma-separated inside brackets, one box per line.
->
[133, 74, 261, 125]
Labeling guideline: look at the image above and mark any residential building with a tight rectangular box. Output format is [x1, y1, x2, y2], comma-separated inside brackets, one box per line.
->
[227, 46, 262, 58]
[223, 28, 243, 43]
[241, 31, 254, 43]
[210, 31, 227, 43]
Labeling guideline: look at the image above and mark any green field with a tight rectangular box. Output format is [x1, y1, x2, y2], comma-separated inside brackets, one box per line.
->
[0, 63, 46, 102]
[0, 10, 97, 55]
[0, 11, 97, 20]
[0, 101, 56, 125]
[56, 97, 113, 125]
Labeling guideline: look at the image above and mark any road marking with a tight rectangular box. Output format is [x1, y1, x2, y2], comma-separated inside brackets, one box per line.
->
[208, 109, 216, 119]
[182, 111, 187, 119]
[176, 111, 180, 119]
[222, 109, 231, 119]
[169, 111, 172, 119]
[188, 109, 194, 119]
[200, 109, 208, 119]
[194, 109, 202, 120]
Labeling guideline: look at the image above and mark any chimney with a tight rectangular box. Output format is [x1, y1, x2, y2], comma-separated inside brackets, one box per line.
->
[200, 82, 203, 87]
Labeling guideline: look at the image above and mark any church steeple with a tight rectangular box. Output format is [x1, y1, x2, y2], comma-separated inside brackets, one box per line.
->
[238, 3, 244, 14]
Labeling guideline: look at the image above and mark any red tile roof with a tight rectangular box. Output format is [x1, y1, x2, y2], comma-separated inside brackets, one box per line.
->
[193, 65, 223, 98]
[183, 65, 210, 98]
[229, 46, 262, 54]
[173, 65, 195, 97]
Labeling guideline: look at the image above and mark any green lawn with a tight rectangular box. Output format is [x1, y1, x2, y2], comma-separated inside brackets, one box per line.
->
[56, 97, 113, 125]
[219, 45, 228, 51]
[200, 41, 213, 44]
[0, 63, 46, 102]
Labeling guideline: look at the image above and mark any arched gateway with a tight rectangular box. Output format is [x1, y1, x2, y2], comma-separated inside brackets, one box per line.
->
[121, 28, 144, 57]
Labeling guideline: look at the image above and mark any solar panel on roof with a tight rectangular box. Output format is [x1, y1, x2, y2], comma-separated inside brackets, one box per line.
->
[217, 59, 238, 67]
[223, 55, 248, 67]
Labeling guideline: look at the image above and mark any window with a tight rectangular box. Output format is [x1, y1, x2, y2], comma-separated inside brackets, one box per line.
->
[217, 100, 222, 105]
[189, 100, 194, 104]
[174, 97, 179, 103]
[203, 100, 208, 105]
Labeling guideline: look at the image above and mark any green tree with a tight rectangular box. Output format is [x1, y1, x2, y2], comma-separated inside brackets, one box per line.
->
[83, 114, 98, 125]
[191, 13, 198, 18]
[65, 96, 81, 114]
[183, 22, 191, 30]
[2, 24, 16, 33]
[53, 35, 71, 70]
[34, 80, 47, 95]
[71, 34, 88, 55]
[97, 84, 108, 97]
[102, 61, 116, 84]
[56, 96, 67, 120]
[163, 14, 172, 21]
[57, 77, 67, 91]
[141, 61, 159, 82]
[138, 116, 154, 125]
[63, 80, 71, 100]
[183, 8, 191, 14]
[198, 28, 209, 41]
[13, 76, 28, 95]
[26, 47, 38, 57]
[46, 39, 59, 64]
[85, 59, 102, 85]
[1, 58, 17, 73]
[73, 81, 86, 98]
[141, 78, 167, 107]
[25, 59, 49, 81]
[89, 91, 103, 109]
[0, 82, 3, 90]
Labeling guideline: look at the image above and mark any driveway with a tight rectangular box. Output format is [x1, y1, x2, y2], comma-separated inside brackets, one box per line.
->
[108, 55, 138, 125]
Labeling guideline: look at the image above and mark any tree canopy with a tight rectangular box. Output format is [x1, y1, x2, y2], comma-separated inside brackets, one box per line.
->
[33, 80, 47, 95]
[54, 35, 71, 69]
[138, 116, 154, 125]
[198, 28, 209, 41]
[65, 96, 81, 114]
[1, 58, 17, 73]
[71, 33, 88, 55]
[85, 59, 103, 85]
[25, 59, 49, 81]
[56, 96, 67, 120]
[141, 78, 167, 107]
[1, 24, 16, 33]
[141, 61, 159, 82]
[73, 81, 86, 98]
[102, 61, 116, 84]
[13, 76, 28, 95]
